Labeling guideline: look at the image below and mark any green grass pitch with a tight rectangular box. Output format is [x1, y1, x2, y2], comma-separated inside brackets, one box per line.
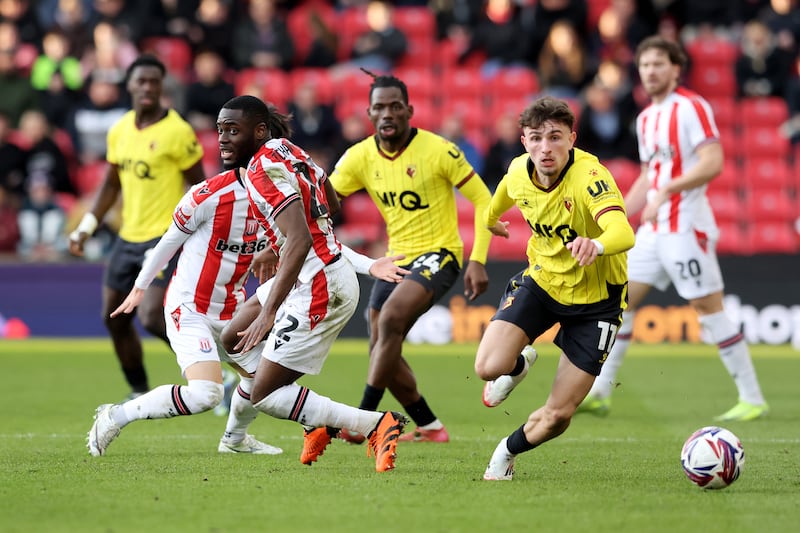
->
[1, 339, 799, 532]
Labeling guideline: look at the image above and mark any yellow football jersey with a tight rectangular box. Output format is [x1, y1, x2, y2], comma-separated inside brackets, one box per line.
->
[107, 109, 203, 242]
[330, 128, 491, 265]
[488, 148, 628, 305]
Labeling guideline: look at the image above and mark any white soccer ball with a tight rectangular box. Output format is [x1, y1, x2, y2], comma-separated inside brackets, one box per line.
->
[680, 426, 745, 489]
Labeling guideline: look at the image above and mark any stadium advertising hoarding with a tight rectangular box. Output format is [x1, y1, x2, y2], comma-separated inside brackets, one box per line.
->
[0, 257, 798, 346]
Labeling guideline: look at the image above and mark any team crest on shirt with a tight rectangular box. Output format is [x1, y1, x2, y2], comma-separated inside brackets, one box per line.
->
[564, 197, 573, 212]
[589, 168, 598, 177]
[170, 307, 181, 330]
[196, 186, 211, 196]
[198, 338, 213, 353]
[502, 296, 515, 310]
[245, 219, 259, 235]
[406, 165, 416, 178]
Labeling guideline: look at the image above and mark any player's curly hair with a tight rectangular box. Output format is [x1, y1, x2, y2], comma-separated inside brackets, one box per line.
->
[635, 35, 687, 70]
[361, 68, 409, 104]
[222, 95, 294, 138]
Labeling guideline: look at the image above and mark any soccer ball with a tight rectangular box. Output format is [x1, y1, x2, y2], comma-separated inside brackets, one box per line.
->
[680, 426, 745, 489]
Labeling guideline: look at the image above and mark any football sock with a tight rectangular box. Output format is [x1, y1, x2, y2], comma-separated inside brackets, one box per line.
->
[588, 310, 634, 399]
[509, 354, 526, 376]
[699, 311, 765, 405]
[359, 384, 385, 411]
[222, 376, 257, 443]
[123, 366, 148, 392]
[114, 380, 223, 426]
[252, 383, 383, 436]
[506, 424, 537, 455]
[403, 396, 439, 427]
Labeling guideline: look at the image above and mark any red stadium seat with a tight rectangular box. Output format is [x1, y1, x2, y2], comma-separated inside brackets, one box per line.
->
[707, 161, 740, 193]
[745, 188, 797, 223]
[436, 38, 486, 72]
[393, 67, 438, 105]
[196, 129, 221, 176]
[739, 97, 789, 128]
[341, 191, 383, 226]
[440, 96, 486, 132]
[334, 69, 374, 107]
[741, 158, 792, 190]
[707, 97, 738, 132]
[487, 67, 540, 103]
[687, 64, 737, 99]
[74, 162, 107, 196]
[395, 38, 436, 70]
[602, 158, 640, 193]
[739, 127, 791, 160]
[408, 99, 438, 131]
[140, 37, 193, 82]
[290, 68, 335, 104]
[234, 68, 292, 109]
[715, 222, 749, 255]
[336, 6, 369, 62]
[392, 7, 436, 43]
[685, 36, 739, 67]
[440, 67, 485, 102]
[746, 221, 799, 254]
[707, 188, 745, 224]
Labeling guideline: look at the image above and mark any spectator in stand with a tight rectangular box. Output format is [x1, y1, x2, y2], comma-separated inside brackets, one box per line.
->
[31, 28, 83, 130]
[141, 0, 196, 41]
[523, 0, 588, 69]
[287, 81, 340, 160]
[589, 0, 652, 68]
[481, 112, 522, 192]
[80, 21, 138, 85]
[780, 53, 800, 143]
[0, 110, 27, 208]
[760, 0, 800, 55]
[338, 0, 408, 75]
[332, 113, 369, 165]
[0, 21, 40, 126]
[188, 0, 236, 65]
[439, 112, 484, 173]
[430, 0, 483, 41]
[457, 0, 531, 77]
[537, 20, 595, 99]
[17, 109, 75, 200]
[232, 0, 294, 71]
[0, 0, 42, 46]
[185, 48, 235, 132]
[17, 173, 67, 261]
[302, 9, 338, 68]
[736, 19, 793, 98]
[88, 0, 148, 44]
[67, 75, 127, 164]
[0, 183, 20, 252]
[576, 65, 638, 162]
[35, 0, 93, 58]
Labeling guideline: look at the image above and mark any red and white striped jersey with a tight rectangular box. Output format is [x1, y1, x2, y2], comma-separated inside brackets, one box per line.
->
[636, 86, 720, 234]
[244, 138, 341, 284]
[169, 169, 268, 320]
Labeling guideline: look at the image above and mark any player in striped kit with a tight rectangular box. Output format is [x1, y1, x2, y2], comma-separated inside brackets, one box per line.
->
[216, 95, 411, 472]
[87, 104, 283, 457]
[579, 36, 768, 421]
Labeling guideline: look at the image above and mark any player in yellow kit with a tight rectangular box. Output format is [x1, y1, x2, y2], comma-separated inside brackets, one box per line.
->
[329, 70, 500, 443]
[69, 55, 205, 399]
[475, 97, 635, 480]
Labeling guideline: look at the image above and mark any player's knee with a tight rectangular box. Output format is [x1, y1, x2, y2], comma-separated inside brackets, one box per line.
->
[137, 307, 165, 335]
[185, 380, 224, 413]
[377, 307, 411, 337]
[220, 324, 240, 354]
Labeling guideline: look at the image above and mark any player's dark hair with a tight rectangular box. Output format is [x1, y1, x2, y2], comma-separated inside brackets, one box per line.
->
[519, 96, 575, 131]
[125, 54, 166, 81]
[361, 68, 409, 104]
[635, 35, 687, 70]
[222, 95, 293, 138]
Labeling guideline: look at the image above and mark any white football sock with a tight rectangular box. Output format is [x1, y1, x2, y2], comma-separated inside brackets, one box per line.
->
[252, 383, 383, 435]
[588, 311, 634, 399]
[113, 380, 223, 426]
[222, 376, 257, 443]
[699, 311, 765, 405]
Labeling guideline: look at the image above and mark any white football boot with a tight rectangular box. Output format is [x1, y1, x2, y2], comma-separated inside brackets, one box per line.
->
[482, 346, 537, 407]
[483, 437, 516, 481]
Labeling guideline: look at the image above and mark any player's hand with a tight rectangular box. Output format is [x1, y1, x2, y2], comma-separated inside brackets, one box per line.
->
[68, 231, 89, 257]
[369, 254, 410, 283]
[251, 248, 278, 283]
[463, 260, 489, 301]
[110, 288, 145, 317]
[488, 220, 510, 238]
[566, 236, 599, 267]
[234, 308, 275, 353]
[641, 188, 667, 224]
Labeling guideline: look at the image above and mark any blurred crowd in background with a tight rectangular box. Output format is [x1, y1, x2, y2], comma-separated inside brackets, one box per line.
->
[1, 0, 799, 263]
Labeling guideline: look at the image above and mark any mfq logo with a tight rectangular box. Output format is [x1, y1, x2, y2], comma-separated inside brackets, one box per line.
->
[377, 190, 429, 211]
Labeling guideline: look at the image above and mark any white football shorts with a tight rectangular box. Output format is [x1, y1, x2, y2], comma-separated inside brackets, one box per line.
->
[259, 258, 359, 375]
[164, 295, 260, 376]
[627, 227, 724, 300]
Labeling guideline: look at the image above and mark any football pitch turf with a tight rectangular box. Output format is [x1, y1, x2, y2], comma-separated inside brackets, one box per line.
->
[1, 338, 798, 533]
